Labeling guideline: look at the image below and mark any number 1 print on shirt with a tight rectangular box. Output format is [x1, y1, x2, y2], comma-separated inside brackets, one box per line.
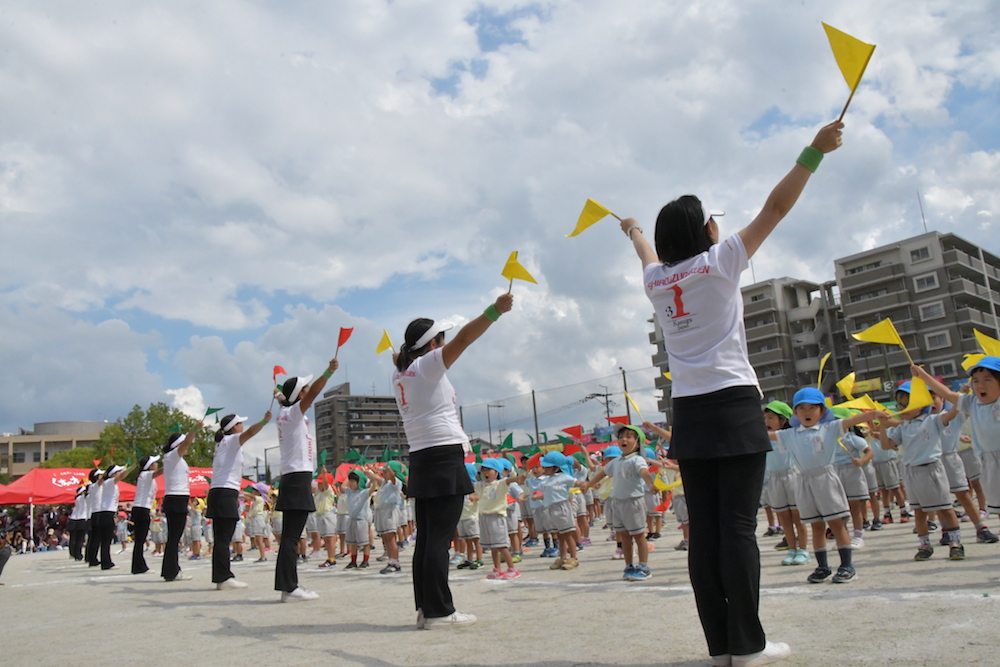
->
[664, 285, 690, 319]
[396, 383, 407, 406]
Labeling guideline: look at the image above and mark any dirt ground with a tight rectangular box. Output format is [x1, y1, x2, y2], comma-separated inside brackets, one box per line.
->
[2, 513, 999, 667]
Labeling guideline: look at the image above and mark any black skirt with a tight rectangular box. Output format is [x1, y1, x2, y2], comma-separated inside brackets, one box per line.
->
[161, 494, 190, 515]
[669, 385, 772, 460]
[205, 488, 240, 519]
[407, 444, 474, 499]
[275, 471, 315, 512]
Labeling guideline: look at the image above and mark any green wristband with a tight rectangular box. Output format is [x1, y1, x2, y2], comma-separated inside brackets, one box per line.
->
[796, 146, 823, 173]
[484, 303, 501, 322]
[322, 369, 332, 379]
[260, 417, 269, 426]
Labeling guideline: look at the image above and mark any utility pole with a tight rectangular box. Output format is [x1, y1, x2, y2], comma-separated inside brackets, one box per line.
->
[531, 390, 540, 445]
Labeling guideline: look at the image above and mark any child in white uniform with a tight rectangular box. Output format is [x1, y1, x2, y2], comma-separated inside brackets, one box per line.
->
[343, 471, 373, 569]
[364, 462, 405, 574]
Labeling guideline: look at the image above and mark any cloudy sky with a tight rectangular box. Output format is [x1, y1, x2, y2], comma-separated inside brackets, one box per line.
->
[2, 1, 997, 469]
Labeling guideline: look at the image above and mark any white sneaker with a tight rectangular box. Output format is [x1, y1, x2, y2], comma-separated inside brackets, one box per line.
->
[711, 655, 732, 667]
[850, 536, 865, 549]
[168, 574, 192, 581]
[216, 578, 248, 590]
[281, 587, 319, 602]
[448, 554, 463, 565]
[416, 609, 425, 630]
[732, 641, 791, 667]
[422, 611, 477, 629]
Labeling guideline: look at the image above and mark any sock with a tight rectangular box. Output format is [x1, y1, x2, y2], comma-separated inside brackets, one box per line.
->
[544, 537, 552, 548]
[853, 529, 864, 538]
[363, 554, 370, 563]
[947, 528, 961, 544]
[351, 554, 357, 564]
[616, 541, 622, 548]
[390, 559, 399, 566]
[638, 561, 648, 568]
[815, 548, 828, 569]
[838, 546, 853, 568]
[918, 534, 930, 547]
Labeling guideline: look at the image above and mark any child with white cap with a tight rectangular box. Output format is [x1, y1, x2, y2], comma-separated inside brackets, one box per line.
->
[131, 454, 162, 574]
[586, 424, 657, 580]
[770, 388, 884, 584]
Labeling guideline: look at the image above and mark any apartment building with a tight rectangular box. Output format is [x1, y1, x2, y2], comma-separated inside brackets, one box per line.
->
[313, 383, 407, 466]
[0, 421, 107, 479]
[835, 231, 1000, 392]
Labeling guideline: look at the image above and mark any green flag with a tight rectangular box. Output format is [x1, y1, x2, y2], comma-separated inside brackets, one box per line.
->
[344, 449, 361, 462]
[527, 434, 535, 444]
[475, 453, 483, 464]
[472, 443, 481, 454]
[499, 433, 514, 450]
[167, 423, 183, 433]
[539, 431, 548, 443]
[204, 407, 224, 419]
[556, 435, 573, 445]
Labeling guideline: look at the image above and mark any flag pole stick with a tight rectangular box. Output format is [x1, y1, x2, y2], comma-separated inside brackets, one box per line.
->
[837, 88, 856, 122]
[507, 278, 513, 294]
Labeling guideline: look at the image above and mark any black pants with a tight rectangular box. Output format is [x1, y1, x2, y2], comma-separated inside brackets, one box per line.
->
[412, 494, 464, 619]
[68, 520, 86, 560]
[130, 508, 151, 574]
[95, 511, 115, 569]
[274, 510, 308, 592]
[85, 519, 99, 566]
[161, 510, 187, 580]
[0, 545, 10, 579]
[679, 453, 767, 657]
[212, 518, 237, 584]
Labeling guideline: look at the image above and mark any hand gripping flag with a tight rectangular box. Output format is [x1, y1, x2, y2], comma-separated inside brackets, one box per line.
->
[566, 199, 620, 237]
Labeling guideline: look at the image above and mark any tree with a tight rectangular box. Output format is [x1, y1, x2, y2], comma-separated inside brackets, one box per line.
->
[91, 403, 216, 478]
[41, 446, 100, 470]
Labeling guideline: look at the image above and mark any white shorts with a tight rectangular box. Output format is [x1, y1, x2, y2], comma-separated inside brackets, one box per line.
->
[189, 523, 203, 541]
[610, 496, 646, 536]
[644, 491, 662, 517]
[941, 451, 970, 493]
[835, 463, 870, 501]
[520, 500, 533, 519]
[863, 460, 878, 493]
[203, 524, 214, 543]
[796, 466, 850, 524]
[544, 501, 576, 535]
[151, 529, 166, 544]
[959, 448, 982, 482]
[316, 512, 338, 538]
[457, 518, 480, 540]
[248, 515, 268, 537]
[902, 460, 952, 512]
[305, 513, 318, 534]
[374, 508, 397, 536]
[345, 517, 370, 546]
[584, 489, 594, 504]
[232, 522, 245, 542]
[505, 502, 520, 534]
[533, 506, 550, 534]
[672, 495, 689, 525]
[979, 450, 1000, 514]
[572, 493, 587, 517]
[336, 514, 349, 535]
[480, 513, 510, 549]
[874, 460, 901, 491]
[765, 468, 799, 512]
[271, 516, 283, 535]
[603, 499, 615, 528]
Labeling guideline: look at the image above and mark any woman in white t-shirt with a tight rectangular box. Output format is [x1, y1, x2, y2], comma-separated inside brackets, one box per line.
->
[207, 411, 270, 590]
[393, 292, 513, 630]
[160, 427, 199, 582]
[272, 357, 339, 602]
[130, 454, 162, 574]
[621, 121, 843, 667]
[95, 464, 129, 570]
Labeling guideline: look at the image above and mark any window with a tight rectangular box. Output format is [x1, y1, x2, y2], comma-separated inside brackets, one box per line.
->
[913, 272, 939, 293]
[32, 452, 41, 463]
[931, 362, 956, 378]
[13, 452, 24, 463]
[924, 331, 951, 350]
[846, 261, 882, 275]
[910, 247, 931, 263]
[919, 301, 945, 321]
[850, 288, 889, 303]
[750, 294, 767, 302]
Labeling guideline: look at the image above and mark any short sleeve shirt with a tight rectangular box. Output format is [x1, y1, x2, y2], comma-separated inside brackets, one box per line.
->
[133, 471, 157, 510]
[393, 349, 469, 453]
[778, 421, 848, 472]
[540, 473, 575, 506]
[940, 410, 965, 454]
[163, 447, 190, 496]
[959, 393, 1000, 454]
[99, 479, 119, 513]
[832, 431, 869, 466]
[375, 479, 402, 510]
[886, 414, 944, 467]
[606, 455, 649, 500]
[277, 402, 314, 475]
[346, 488, 372, 520]
[644, 233, 758, 398]
[211, 434, 245, 490]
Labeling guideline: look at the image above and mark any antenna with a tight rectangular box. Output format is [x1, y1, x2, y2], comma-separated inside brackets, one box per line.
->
[917, 190, 928, 234]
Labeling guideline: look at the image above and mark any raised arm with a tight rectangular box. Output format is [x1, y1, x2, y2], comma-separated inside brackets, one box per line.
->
[240, 411, 272, 445]
[177, 423, 203, 457]
[300, 358, 339, 412]
[620, 219, 659, 269]
[442, 293, 513, 369]
[738, 121, 844, 258]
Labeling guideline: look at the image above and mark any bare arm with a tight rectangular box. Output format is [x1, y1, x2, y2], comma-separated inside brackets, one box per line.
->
[239, 411, 271, 445]
[620, 219, 659, 269]
[940, 401, 961, 427]
[177, 424, 202, 457]
[738, 121, 844, 258]
[441, 293, 513, 369]
[639, 467, 657, 494]
[643, 421, 671, 441]
[300, 359, 339, 412]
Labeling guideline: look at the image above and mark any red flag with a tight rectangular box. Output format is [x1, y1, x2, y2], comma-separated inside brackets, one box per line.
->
[561, 425, 584, 440]
[273, 365, 286, 382]
[110, 446, 115, 460]
[93, 459, 101, 467]
[654, 495, 672, 513]
[337, 327, 354, 348]
[605, 415, 630, 425]
[562, 443, 582, 457]
[527, 453, 543, 469]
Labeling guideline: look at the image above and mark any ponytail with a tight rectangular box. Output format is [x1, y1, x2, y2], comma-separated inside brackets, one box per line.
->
[215, 427, 225, 443]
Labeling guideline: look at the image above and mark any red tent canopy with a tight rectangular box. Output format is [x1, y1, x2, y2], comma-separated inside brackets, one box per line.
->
[154, 467, 256, 499]
[0, 468, 136, 505]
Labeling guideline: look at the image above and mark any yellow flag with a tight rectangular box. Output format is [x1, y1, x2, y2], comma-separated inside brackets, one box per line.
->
[501, 251, 537, 284]
[822, 23, 876, 92]
[903, 377, 934, 413]
[851, 318, 904, 347]
[663, 371, 672, 381]
[623, 390, 644, 421]
[833, 394, 879, 411]
[817, 352, 832, 388]
[654, 475, 682, 492]
[376, 329, 394, 354]
[836, 372, 856, 400]
[974, 329, 1000, 357]
[962, 353, 986, 372]
[567, 199, 617, 237]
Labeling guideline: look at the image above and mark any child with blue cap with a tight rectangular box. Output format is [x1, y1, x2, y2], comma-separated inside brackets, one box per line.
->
[768, 388, 886, 584]
[914, 360, 1000, 542]
[586, 424, 658, 581]
[479, 458, 526, 579]
[499, 458, 527, 562]
[456, 463, 482, 570]
[598, 445, 622, 556]
[537, 451, 586, 569]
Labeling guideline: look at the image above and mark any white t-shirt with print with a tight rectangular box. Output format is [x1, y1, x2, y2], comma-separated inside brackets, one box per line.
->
[211, 433, 245, 490]
[277, 402, 314, 474]
[393, 348, 469, 453]
[644, 233, 758, 398]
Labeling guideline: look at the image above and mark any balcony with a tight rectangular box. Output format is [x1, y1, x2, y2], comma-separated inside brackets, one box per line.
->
[745, 322, 782, 343]
[744, 297, 777, 316]
[651, 350, 670, 366]
[947, 276, 1000, 303]
[943, 248, 984, 273]
[842, 291, 910, 319]
[954, 307, 991, 327]
[794, 357, 821, 374]
[839, 263, 906, 291]
[750, 348, 788, 365]
[790, 330, 819, 347]
[759, 374, 794, 394]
